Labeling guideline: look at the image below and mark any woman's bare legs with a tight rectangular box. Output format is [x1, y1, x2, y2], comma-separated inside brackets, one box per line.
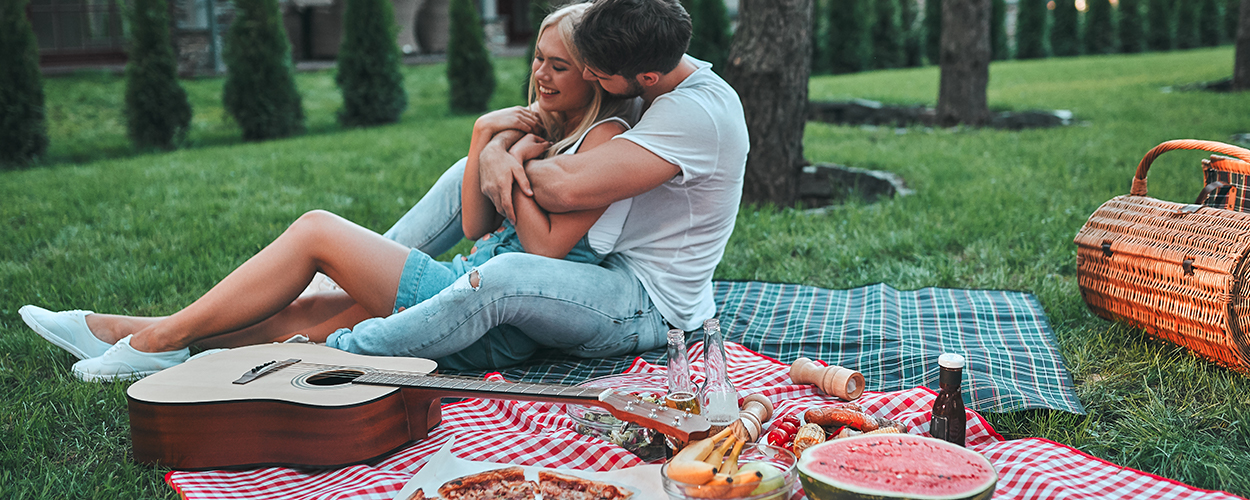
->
[194, 291, 374, 348]
[85, 210, 411, 353]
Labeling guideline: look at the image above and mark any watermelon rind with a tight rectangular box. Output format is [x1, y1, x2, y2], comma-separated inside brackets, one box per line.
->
[797, 434, 996, 500]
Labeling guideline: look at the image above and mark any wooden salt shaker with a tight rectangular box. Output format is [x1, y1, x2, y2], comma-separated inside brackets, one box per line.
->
[735, 393, 773, 441]
[790, 357, 865, 401]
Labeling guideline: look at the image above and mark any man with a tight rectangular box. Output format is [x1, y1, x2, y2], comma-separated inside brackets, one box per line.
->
[362, 0, 747, 369]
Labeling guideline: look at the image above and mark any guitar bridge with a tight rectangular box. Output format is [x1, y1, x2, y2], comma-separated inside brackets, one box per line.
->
[233, 358, 301, 385]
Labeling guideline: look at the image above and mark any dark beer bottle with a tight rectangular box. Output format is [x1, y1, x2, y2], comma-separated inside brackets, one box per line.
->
[929, 353, 966, 446]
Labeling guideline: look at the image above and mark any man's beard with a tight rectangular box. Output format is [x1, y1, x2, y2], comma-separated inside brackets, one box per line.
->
[608, 79, 646, 99]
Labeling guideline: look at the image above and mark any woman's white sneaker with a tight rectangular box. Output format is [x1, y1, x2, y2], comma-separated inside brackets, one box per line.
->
[19, 305, 113, 360]
[71, 335, 189, 382]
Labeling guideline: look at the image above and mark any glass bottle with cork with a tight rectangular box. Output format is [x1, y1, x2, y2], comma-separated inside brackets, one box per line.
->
[664, 328, 700, 414]
[930, 352, 966, 447]
[698, 318, 739, 433]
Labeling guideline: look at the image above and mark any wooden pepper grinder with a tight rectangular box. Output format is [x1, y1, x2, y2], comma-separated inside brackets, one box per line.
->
[790, 357, 865, 401]
[735, 393, 774, 441]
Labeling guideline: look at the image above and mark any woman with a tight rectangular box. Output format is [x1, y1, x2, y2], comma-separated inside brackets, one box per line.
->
[20, 3, 639, 382]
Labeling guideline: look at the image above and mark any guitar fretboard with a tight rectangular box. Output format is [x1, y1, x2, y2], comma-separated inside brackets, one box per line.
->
[353, 370, 608, 401]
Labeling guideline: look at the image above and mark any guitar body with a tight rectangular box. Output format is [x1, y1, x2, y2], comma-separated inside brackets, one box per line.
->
[127, 343, 441, 470]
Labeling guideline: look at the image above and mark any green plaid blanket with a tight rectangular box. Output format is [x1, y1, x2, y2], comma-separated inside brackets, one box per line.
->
[447, 281, 1083, 414]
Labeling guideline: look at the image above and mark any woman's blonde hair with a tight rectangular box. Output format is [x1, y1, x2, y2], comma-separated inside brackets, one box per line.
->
[527, 2, 630, 158]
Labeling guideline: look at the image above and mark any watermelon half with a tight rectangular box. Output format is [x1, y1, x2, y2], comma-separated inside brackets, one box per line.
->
[797, 433, 997, 500]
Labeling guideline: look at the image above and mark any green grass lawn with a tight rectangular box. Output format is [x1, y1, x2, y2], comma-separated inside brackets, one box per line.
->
[3, 47, 1249, 497]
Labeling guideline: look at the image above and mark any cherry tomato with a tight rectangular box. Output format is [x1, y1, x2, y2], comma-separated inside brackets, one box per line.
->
[775, 421, 799, 436]
[781, 414, 801, 428]
[767, 428, 789, 446]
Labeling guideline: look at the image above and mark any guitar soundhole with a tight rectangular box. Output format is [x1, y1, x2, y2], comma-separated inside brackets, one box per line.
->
[304, 369, 365, 386]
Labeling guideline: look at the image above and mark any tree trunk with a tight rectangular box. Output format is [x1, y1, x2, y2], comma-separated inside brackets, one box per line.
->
[936, 0, 991, 126]
[724, 0, 812, 207]
[1236, 0, 1250, 90]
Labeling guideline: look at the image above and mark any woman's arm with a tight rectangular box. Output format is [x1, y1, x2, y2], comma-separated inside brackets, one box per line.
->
[462, 107, 540, 240]
[509, 120, 627, 259]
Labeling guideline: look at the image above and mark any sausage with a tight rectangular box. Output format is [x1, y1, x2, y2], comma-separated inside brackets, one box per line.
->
[804, 405, 880, 431]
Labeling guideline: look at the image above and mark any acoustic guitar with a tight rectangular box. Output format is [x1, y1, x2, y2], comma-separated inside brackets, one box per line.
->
[126, 343, 711, 470]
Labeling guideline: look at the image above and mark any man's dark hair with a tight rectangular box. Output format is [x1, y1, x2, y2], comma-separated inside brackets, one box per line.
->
[573, 0, 692, 78]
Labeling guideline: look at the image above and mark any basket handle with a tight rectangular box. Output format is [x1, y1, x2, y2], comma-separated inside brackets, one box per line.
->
[1131, 140, 1250, 196]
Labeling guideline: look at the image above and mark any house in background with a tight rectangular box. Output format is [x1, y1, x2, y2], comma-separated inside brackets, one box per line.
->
[28, 0, 741, 75]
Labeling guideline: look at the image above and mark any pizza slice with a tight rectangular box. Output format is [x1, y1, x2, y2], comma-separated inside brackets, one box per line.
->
[537, 470, 633, 500]
[437, 466, 537, 500]
[402, 489, 426, 500]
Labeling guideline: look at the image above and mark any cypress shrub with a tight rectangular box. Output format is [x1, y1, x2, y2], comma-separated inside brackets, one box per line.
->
[924, 0, 941, 64]
[990, 0, 1008, 60]
[447, 0, 495, 113]
[1015, 0, 1048, 59]
[869, 0, 903, 69]
[1145, 0, 1172, 50]
[125, 0, 193, 150]
[900, 0, 923, 67]
[0, 0, 49, 167]
[223, 0, 305, 141]
[1052, 0, 1080, 56]
[1198, 0, 1221, 46]
[687, 0, 733, 71]
[336, 0, 408, 126]
[1119, 0, 1144, 53]
[1175, 0, 1198, 49]
[828, 0, 869, 74]
[1084, 0, 1115, 54]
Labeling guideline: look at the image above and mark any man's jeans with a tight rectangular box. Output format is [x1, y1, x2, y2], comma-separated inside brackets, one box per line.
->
[326, 159, 668, 370]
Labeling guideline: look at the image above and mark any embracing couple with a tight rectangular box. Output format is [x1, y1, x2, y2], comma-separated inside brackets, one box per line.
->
[20, 0, 748, 381]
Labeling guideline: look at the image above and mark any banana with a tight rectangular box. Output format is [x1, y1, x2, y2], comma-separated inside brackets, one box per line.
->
[720, 438, 745, 475]
[703, 435, 736, 468]
[665, 458, 719, 485]
[725, 470, 764, 497]
[672, 436, 716, 464]
[683, 473, 735, 499]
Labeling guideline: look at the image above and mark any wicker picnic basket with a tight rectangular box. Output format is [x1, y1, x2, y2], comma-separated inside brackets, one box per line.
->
[1075, 139, 1250, 370]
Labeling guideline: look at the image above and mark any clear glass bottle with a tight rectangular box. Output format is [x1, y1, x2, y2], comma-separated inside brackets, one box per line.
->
[664, 328, 700, 414]
[698, 318, 739, 430]
[930, 353, 967, 447]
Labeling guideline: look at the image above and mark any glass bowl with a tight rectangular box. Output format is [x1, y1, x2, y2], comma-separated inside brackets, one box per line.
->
[565, 373, 671, 462]
[660, 443, 799, 500]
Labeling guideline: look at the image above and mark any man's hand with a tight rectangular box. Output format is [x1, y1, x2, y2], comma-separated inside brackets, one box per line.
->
[479, 130, 530, 222]
[474, 106, 541, 137]
[508, 134, 551, 163]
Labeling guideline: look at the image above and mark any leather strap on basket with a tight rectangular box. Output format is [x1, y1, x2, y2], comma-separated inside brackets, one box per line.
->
[1131, 140, 1250, 196]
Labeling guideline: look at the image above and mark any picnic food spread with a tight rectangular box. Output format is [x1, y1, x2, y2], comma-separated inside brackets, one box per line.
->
[797, 434, 997, 500]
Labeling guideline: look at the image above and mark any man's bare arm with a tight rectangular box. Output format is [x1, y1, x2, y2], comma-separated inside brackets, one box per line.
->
[526, 138, 681, 213]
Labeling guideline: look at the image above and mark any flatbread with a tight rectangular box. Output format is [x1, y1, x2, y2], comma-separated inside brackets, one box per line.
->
[437, 466, 537, 500]
[537, 470, 633, 500]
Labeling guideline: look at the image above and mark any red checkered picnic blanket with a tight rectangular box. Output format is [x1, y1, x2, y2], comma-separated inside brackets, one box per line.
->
[166, 343, 1242, 499]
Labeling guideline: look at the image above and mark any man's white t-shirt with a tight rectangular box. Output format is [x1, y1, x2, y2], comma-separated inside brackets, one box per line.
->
[611, 56, 748, 331]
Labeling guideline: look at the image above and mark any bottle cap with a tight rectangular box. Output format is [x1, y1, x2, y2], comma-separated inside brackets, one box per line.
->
[938, 353, 965, 369]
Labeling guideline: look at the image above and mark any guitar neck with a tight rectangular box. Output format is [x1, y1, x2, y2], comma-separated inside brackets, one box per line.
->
[354, 371, 607, 405]
[352, 370, 711, 442]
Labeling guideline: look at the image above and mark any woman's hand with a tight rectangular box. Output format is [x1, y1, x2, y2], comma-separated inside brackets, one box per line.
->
[474, 106, 541, 137]
[508, 134, 551, 164]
